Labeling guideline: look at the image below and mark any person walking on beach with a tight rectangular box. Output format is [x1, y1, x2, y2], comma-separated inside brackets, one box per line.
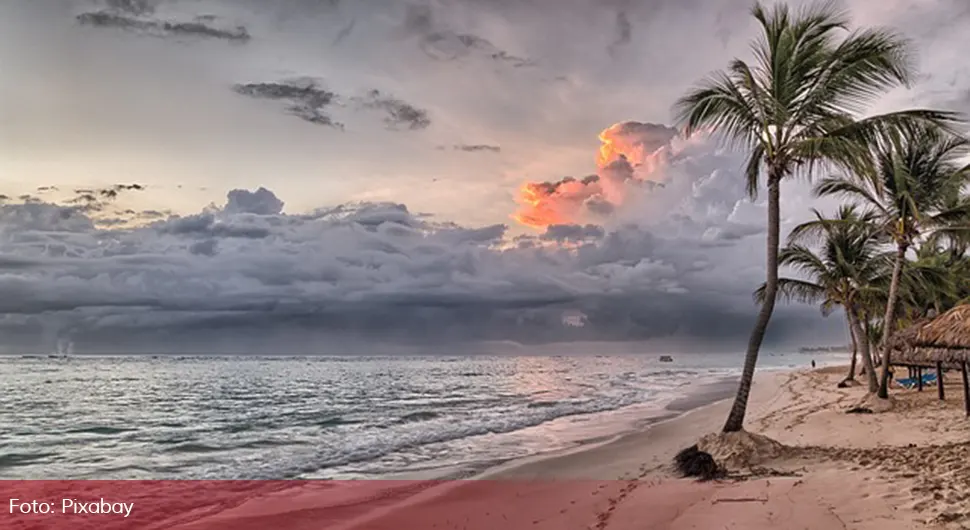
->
[811, 360, 816, 369]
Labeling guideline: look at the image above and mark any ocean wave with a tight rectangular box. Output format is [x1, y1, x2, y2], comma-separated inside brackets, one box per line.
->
[527, 400, 571, 409]
[64, 426, 137, 435]
[247, 391, 658, 479]
[0, 453, 59, 469]
[396, 411, 441, 423]
[316, 416, 363, 428]
[163, 442, 223, 454]
[233, 439, 307, 450]
[154, 436, 197, 445]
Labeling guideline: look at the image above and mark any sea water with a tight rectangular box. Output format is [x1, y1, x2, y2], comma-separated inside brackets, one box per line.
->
[0, 351, 843, 479]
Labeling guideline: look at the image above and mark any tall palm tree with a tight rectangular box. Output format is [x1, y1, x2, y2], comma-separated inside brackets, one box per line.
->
[755, 205, 886, 392]
[673, 0, 956, 431]
[815, 125, 970, 398]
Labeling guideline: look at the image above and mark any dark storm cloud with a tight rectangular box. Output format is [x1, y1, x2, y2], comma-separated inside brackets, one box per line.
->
[99, 183, 146, 200]
[0, 184, 833, 354]
[76, 11, 251, 42]
[139, 210, 169, 220]
[355, 90, 431, 131]
[233, 81, 429, 131]
[48, 183, 148, 217]
[233, 80, 343, 129]
[490, 51, 534, 68]
[540, 223, 605, 243]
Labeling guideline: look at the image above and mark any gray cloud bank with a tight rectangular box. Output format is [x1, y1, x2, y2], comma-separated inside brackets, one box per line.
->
[0, 124, 840, 354]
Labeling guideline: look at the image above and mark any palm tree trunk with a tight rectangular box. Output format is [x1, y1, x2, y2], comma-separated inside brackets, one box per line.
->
[877, 242, 908, 399]
[848, 305, 878, 392]
[863, 316, 877, 375]
[723, 176, 780, 433]
[844, 312, 858, 382]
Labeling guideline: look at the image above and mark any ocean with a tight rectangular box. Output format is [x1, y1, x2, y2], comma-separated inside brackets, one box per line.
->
[0, 352, 844, 480]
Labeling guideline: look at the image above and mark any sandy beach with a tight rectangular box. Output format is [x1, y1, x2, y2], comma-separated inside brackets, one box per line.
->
[171, 366, 970, 530]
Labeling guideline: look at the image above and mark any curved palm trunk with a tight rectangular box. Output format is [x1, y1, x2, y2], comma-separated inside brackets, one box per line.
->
[848, 305, 878, 392]
[844, 312, 858, 382]
[877, 243, 907, 399]
[723, 178, 780, 433]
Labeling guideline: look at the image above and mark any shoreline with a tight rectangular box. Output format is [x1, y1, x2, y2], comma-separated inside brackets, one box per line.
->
[158, 371, 770, 529]
[402, 374, 743, 482]
[476, 374, 744, 480]
[168, 370, 784, 530]
[481, 370, 785, 481]
[176, 365, 970, 529]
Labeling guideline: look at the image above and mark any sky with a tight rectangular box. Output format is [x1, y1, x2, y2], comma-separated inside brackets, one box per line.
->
[1, 0, 969, 354]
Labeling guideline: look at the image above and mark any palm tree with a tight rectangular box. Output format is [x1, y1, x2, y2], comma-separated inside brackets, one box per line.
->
[673, 0, 956, 432]
[815, 125, 970, 398]
[755, 205, 886, 392]
[849, 247, 956, 383]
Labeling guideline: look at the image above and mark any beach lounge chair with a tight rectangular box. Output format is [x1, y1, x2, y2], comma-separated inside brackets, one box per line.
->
[895, 373, 938, 389]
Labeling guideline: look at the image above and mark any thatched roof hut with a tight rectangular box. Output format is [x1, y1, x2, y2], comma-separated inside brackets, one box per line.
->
[892, 345, 970, 367]
[889, 305, 970, 417]
[890, 305, 970, 366]
[906, 304, 970, 353]
[888, 323, 936, 367]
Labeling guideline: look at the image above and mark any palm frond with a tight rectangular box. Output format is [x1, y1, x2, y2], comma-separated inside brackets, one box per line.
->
[754, 277, 827, 305]
[793, 26, 914, 118]
[792, 110, 965, 181]
[673, 70, 764, 149]
[744, 143, 766, 199]
[813, 176, 886, 213]
[778, 244, 830, 277]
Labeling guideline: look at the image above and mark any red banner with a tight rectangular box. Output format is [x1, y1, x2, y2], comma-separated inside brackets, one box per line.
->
[0, 480, 643, 529]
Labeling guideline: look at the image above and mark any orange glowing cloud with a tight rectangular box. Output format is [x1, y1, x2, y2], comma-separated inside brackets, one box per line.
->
[512, 177, 601, 228]
[514, 122, 679, 229]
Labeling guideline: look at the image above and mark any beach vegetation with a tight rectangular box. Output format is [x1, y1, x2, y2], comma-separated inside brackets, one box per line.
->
[673, 0, 955, 432]
[755, 205, 887, 392]
[814, 126, 970, 398]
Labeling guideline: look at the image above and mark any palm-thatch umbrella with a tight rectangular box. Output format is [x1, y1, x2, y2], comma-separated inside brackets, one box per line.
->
[890, 305, 970, 416]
